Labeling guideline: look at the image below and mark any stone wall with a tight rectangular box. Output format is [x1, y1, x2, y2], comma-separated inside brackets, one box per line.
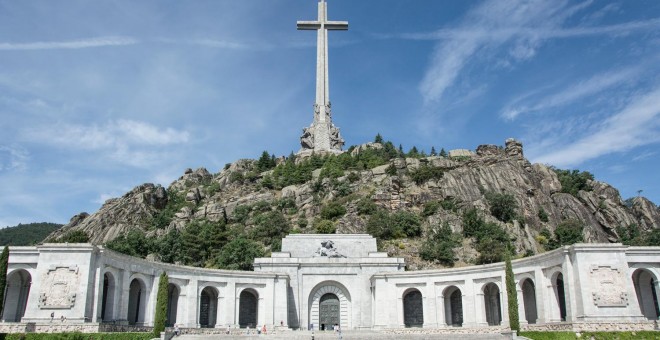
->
[522, 321, 658, 332]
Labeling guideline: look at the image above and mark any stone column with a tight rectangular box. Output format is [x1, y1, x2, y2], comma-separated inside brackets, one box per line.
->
[424, 282, 437, 328]
[371, 277, 393, 329]
[258, 292, 266, 329]
[501, 283, 510, 328]
[435, 286, 446, 327]
[175, 282, 187, 328]
[516, 283, 527, 326]
[475, 291, 487, 326]
[214, 294, 223, 328]
[534, 268, 546, 324]
[562, 252, 576, 322]
[273, 276, 289, 328]
[184, 279, 198, 328]
[462, 280, 477, 327]
[145, 274, 157, 326]
[396, 293, 404, 328]
[226, 281, 237, 327]
[654, 280, 660, 320]
[541, 270, 556, 323]
[118, 270, 130, 324]
[91, 265, 103, 322]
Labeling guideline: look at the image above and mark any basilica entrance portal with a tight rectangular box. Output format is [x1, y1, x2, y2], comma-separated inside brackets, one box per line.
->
[308, 282, 351, 330]
[319, 293, 339, 330]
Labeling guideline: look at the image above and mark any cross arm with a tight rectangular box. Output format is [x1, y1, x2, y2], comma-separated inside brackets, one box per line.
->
[297, 20, 348, 30]
[297, 21, 321, 30]
[325, 21, 349, 30]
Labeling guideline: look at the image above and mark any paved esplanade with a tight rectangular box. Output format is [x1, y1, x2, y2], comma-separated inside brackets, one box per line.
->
[298, 0, 346, 153]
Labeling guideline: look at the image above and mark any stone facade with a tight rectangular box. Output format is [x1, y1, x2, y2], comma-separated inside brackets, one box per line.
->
[2, 235, 659, 334]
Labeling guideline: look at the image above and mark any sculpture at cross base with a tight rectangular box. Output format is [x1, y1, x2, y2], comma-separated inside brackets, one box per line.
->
[297, 0, 346, 154]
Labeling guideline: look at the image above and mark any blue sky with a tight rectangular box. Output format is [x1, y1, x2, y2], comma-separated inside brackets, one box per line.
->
[1, 0, 659, 227]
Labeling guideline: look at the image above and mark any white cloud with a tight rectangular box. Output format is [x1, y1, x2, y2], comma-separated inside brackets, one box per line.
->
[0, 36, 138, 50]
[501, 67, 641, 120]
[389, 17, 660, 42]
[21, 120, 190, 167]
[0, 145, 29, 172]
[532, 86, 660, 167]
[632, 150, 657, 162]
[418, 0, 591, 104]
[23, 120, 189, 149]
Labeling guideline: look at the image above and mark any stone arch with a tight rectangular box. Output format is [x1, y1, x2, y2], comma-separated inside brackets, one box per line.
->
[308, 281, 351, 330]
[101, 271, 117, 322]
[239, 288, 258, 329]
[127, 278, 147, 325]
[443, 286, 463, 327]
[551, 271, 567, 321]
[520, 278, 537, 324]
[167, 283, 180, 327]
[632, 268, 659, 320]
[199, 286, 218, 328]
[3, 269, 31, 322]
[403, 288, 423, 328]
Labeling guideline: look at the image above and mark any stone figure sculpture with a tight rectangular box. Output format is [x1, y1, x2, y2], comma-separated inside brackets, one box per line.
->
[301, 127, 314, 149]
[314, 240, 346, 258]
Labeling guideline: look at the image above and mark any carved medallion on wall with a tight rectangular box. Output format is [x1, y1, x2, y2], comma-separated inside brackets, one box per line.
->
[590, 265, 628, 307]
[38, 265, 79, 309]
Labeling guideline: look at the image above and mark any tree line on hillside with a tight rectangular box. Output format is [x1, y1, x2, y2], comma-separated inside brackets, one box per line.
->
[0, 222, 62, 246]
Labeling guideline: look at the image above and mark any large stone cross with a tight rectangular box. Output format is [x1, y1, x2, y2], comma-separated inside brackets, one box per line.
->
[297, 0, 347, 153]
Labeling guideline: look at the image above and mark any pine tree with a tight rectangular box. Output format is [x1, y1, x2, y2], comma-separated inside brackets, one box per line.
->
[430, 147, 437, 156]
[505, 253, 520, 332]
[408, 146, 419, 158]
[374, 133, 384, 144]
[439, 148, 447, 157]
[0, 246, 8, 317]
[153, 272, 169, 337]
[257, 151, 275, 172]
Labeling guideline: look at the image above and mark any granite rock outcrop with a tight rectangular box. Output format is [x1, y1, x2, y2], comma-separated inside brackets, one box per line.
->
[47, 139, 660, 267]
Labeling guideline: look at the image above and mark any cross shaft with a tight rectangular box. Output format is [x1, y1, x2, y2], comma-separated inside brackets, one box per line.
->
[297, 0, 348, 123]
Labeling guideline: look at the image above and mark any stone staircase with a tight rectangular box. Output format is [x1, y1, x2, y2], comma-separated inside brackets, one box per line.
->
[174, 329, 512, 340]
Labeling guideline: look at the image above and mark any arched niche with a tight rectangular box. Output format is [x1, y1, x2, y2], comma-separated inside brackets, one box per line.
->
[483, 282, 502, 326]
[101, 272, 116, 322]
[520, 278, 537, 324]
[3, 269, 31, 322]
[552, 272, 567, 321]
[200, 286, 219, 328]
[443, 286, 463, 327]
[167, 283, 180, 327]
[239, 288, 258, 329]
[127, 278, 147, 325]
[403, 288, 423, 328]
[632, 268, 660, 320]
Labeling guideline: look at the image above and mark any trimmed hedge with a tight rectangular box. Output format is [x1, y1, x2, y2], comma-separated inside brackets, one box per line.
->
[520, 331, 660, 340]
[5, 333, 154, 340]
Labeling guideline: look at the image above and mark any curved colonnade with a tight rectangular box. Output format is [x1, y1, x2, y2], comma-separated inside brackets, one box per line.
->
[2, 237, 659, 333]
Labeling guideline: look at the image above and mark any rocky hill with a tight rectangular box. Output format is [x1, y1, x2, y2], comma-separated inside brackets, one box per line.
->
[45, 138, 660, 270]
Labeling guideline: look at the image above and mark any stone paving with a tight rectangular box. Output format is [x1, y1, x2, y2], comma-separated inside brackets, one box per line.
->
[174, 330, 510, 340]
